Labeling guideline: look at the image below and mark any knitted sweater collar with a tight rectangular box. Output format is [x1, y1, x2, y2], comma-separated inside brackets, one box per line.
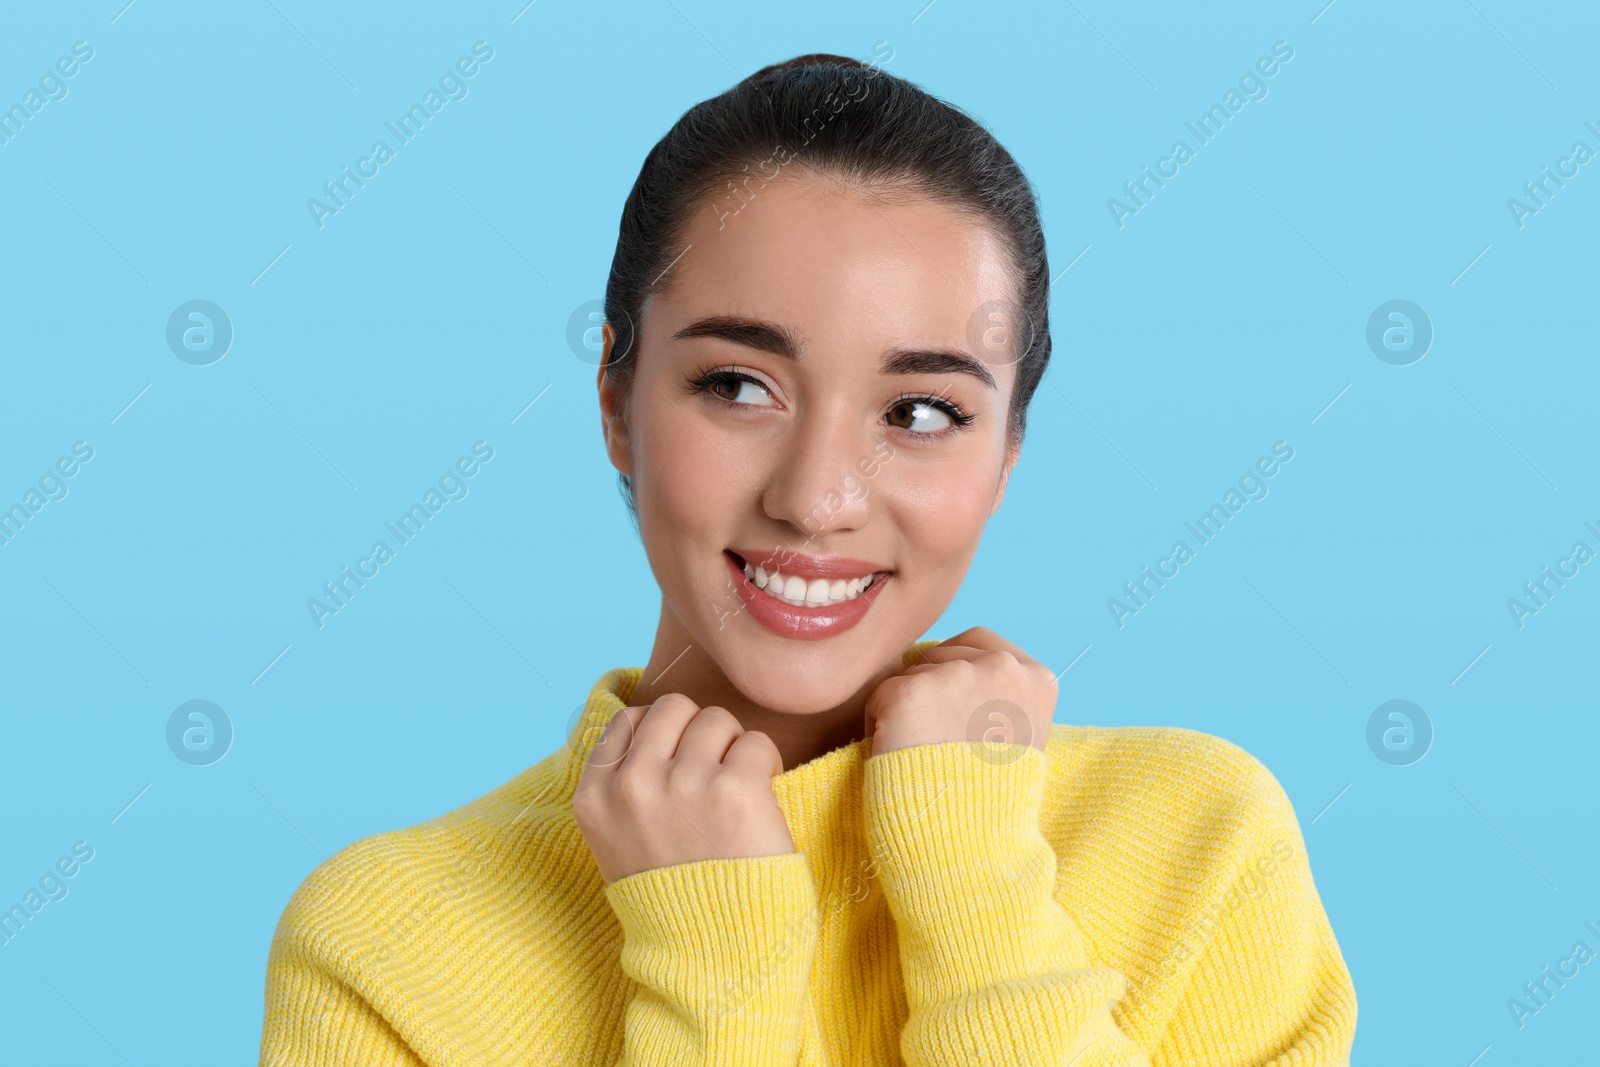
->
[552, 638, 943, 856]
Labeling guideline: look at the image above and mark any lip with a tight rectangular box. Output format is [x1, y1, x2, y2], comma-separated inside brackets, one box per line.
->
[723, 550, 890, 640]
[725, 546, 891, 581]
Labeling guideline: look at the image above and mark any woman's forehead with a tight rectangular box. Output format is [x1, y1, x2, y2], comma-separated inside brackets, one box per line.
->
[684, 178, 1008, 277]
[652, 184, 1017, 347]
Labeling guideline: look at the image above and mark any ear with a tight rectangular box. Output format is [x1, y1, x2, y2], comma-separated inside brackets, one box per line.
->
[596, 322, 632, 478]
[989, 434, 1021, 517]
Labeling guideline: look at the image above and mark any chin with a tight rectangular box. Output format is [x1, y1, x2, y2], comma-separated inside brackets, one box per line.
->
[715, 631, 878, 715]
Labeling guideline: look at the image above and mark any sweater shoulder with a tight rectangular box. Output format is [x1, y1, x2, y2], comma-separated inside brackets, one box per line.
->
[267, 743, 578, 964]
[1037, 725, 1353, 1054]
[261, 743, 596, 1065]
[1040, 723, 1305, 877]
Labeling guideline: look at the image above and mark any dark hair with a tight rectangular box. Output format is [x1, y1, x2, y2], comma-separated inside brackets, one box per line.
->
[602, 50, 1051, 521]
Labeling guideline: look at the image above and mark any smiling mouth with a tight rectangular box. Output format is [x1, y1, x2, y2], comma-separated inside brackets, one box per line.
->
[726, 550, 891, 610]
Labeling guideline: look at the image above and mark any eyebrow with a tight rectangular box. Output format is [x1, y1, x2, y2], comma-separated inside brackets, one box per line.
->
[671, 314, 998, 391]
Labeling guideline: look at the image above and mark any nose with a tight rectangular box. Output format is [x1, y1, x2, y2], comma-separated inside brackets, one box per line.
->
[760, 407, 875, 541]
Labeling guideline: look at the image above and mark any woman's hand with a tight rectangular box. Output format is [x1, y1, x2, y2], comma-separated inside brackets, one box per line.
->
[863, 626, 1056, 758]
[573, 694, 797, 885]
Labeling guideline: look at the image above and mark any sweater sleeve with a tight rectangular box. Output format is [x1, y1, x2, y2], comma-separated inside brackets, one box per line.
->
[601, 851, 822, 1066]
[862, 741, 1151, 1065]
[1148, 780, 1358, 1065]
[257, 932, 426, 1067]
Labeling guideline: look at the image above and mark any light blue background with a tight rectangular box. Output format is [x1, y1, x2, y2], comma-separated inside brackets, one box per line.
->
[2, 0, 1596, 1062]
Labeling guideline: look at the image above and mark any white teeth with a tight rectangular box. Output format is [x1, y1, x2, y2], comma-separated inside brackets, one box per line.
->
[740, 559, 878, 608]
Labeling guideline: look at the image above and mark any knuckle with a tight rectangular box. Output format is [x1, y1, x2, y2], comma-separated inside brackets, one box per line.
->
[587, 734, 632, 768]
[708, 771, 764, 811]
[707, 771, 747, 799]
[734, 728, 778, 756]
[611, 767, 654, 804]
[571, 786, 603, 825]
[662, 759, 702, 793]
[695, 704, 741, 729]
[942, 658, 975, 684]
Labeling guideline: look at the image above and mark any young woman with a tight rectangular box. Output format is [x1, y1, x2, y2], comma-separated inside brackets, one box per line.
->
[258, 53, 1357, 1065]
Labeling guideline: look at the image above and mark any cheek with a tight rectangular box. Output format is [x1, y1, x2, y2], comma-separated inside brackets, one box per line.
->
[632, 397, 741, 550]
[887, 459, 997, 566]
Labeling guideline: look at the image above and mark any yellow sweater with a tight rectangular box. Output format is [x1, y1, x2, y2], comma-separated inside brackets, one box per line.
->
[257, 639, 1356, 1065]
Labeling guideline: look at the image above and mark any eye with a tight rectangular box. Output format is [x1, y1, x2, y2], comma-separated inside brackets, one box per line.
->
[886, 394, 976, 437]
[685, 367, 779, 408]
[685, 365, 977, 438]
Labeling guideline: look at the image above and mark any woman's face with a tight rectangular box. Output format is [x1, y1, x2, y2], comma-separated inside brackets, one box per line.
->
[599, 176, 1022, 714]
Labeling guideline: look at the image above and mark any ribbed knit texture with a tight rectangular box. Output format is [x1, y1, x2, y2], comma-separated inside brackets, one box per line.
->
[258, 638, 1356, 1065]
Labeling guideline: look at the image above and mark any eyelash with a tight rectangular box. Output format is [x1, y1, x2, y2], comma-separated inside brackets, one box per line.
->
[683, 364, 977, 438]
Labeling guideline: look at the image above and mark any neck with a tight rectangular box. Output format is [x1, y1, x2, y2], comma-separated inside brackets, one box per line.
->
[628, 605, 890, 773]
